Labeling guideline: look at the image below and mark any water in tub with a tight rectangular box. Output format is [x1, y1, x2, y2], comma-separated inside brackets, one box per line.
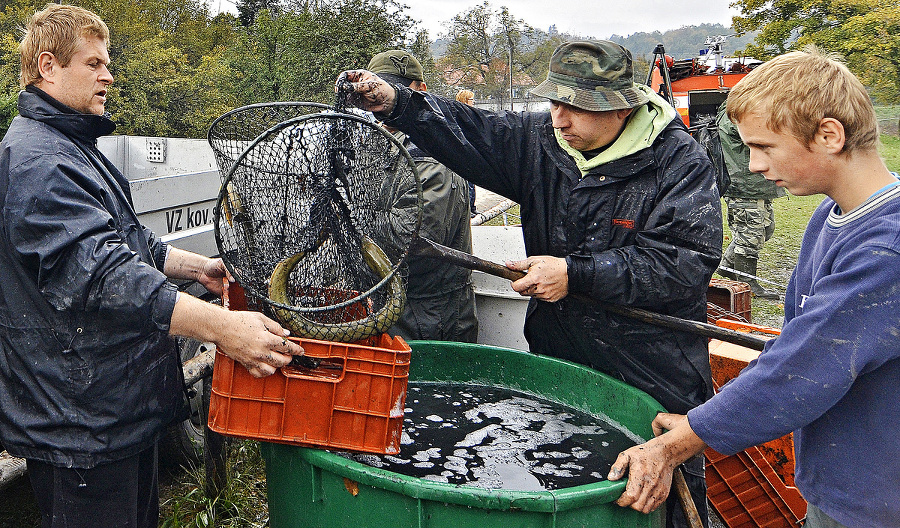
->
[347, 382, 641, 491]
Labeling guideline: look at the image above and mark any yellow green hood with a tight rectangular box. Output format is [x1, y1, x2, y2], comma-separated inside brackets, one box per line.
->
[555, 85, 678, 177]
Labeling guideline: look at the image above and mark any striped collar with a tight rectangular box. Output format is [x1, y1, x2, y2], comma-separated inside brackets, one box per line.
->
[828, 181, 900, 227]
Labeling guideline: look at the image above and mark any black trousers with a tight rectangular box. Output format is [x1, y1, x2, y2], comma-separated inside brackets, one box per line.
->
[27, 443, 159, 528]
[667, 454, 710, 528]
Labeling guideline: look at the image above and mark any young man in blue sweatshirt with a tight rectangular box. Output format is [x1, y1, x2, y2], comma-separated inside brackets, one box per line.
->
[608, 47, 900, 528]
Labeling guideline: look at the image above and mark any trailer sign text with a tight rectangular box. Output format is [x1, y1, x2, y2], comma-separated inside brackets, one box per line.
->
[165, 205, 213, 233]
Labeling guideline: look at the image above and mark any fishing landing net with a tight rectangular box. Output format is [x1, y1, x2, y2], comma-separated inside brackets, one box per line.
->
[207, 101, 422, 343]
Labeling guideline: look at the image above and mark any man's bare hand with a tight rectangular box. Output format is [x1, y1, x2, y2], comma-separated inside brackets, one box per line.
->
[195, 257, 231, 296]
[336, 70, 396, 114]
[164, 248, 234, 296]
[215, 311, 304, 378]
[507, 256, 568, 302]
[607, 413, 707, 514]
[170, 295, 304, 378]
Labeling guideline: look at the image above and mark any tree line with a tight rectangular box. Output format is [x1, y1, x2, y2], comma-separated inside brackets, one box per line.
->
[1, 0, 898, 139]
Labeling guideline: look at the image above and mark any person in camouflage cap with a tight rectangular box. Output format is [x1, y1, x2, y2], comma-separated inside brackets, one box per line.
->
[531, 40, 649, 111]
[339, 39, 721, 528]
[366, 50, 478, 344]
[367, 49, 425, 87]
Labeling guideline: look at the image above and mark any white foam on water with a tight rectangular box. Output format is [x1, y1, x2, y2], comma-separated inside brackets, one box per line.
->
[457, 424, 500, 448]
[351, 382, 642, 491]
[412, 447, 441, 462]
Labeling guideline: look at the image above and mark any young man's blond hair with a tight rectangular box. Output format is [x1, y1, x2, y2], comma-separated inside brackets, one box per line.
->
[19, 3, 110, 88]
[726, 47, 879, 153]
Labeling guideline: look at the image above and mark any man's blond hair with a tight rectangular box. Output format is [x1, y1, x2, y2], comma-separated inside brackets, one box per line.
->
[726, 46, 878, 153]
[19, 3, 110, 88]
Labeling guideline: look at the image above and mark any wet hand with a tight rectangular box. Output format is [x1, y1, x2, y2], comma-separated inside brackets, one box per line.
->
[196, 257, 232, 296]
[607, 413, 705, 514]
[219, 311, 305, 378]
[336, 70, 396, 114]
[607, 440, 676, 513]
[507, 256, 568, 302]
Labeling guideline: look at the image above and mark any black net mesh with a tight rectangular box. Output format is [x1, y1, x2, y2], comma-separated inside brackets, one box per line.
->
[209, 103, 421, 342]
[208, 102, 331, 178]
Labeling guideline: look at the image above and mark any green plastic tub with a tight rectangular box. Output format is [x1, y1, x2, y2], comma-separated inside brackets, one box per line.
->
[261, 341, 666, 527]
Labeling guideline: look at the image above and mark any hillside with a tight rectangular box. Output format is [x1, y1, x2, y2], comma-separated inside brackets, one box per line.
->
[432, 23, 758, 62]
[606, 23, 758, 60]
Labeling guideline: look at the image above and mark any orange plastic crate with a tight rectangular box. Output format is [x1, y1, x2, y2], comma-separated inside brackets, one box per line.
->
[706, 447, 806, 528]
[708, 278, 752, 323]
[207, 282, 411, 455]
[707, 323, 806, 527]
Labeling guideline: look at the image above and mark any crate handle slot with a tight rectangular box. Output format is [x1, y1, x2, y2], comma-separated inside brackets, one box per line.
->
[282, 358, 346, 382]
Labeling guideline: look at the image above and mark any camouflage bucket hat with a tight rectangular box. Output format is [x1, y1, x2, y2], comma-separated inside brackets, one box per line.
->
[367, 50, 424, 84]
[531, 40, 649, 111]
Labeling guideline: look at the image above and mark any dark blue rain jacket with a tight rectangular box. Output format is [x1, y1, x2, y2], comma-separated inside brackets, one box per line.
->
[0, 88, 183, 468]
[382, 88, 721, 414]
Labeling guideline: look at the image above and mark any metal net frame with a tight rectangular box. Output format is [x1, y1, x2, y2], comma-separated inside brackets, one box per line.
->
[209, 104, 422, 342]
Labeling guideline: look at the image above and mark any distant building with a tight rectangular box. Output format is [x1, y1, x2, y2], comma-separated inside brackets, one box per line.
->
[439, 57, 543, 112]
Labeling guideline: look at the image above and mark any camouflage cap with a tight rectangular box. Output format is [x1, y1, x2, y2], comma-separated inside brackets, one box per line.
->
[367, 50, 424, 84]
[531, 40, 649, 111]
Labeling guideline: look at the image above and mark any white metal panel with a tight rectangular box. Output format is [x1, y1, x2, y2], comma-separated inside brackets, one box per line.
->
[470, 225, 529, 350]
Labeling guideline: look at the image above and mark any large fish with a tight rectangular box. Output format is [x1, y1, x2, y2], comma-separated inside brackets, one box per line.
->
[268, 236, 405, 342]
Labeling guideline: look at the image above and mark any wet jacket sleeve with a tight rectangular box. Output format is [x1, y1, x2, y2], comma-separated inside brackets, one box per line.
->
[381, 87, 533, 203]
[5, 153, 176, 332]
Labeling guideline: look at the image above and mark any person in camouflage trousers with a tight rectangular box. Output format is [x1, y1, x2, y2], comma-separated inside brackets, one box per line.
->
[716, 101, 786, 299]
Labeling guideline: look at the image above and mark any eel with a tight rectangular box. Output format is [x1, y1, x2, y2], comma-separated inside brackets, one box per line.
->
[268, 236, 406, 342]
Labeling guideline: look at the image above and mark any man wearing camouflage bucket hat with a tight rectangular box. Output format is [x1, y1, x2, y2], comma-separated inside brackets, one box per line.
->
[339, 39, 721, 528]
[531, 40, 650, 111]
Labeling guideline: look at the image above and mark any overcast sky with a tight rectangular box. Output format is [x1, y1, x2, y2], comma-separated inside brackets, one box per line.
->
[209, 0, 740, 39]
[402, 0, 741, 40]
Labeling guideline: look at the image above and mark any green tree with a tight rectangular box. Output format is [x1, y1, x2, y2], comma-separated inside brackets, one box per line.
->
[224, 0, 414, 105]
[236, 0, 284, 27]
[438, 1, 537, 107]
[409, 29, 446, 96]
[0, 0, 242, 137]
[731, 0, 900, 103]
[108, 34, 235, 136]
[0, 0, 46, 135]
[821, 5, 900, 103]
[518, 31, 564, 92]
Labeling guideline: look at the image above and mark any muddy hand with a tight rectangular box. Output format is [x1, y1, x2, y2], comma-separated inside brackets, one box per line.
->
[336, 70, 396, 114]
[507, 256, 568, 302]
[219, 311, 305, 378]
[607, 413, 705, 514]
[607, 437, 676, 514]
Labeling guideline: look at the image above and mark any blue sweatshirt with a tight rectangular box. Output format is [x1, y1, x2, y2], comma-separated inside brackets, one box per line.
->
[689, 184, 900, 527]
